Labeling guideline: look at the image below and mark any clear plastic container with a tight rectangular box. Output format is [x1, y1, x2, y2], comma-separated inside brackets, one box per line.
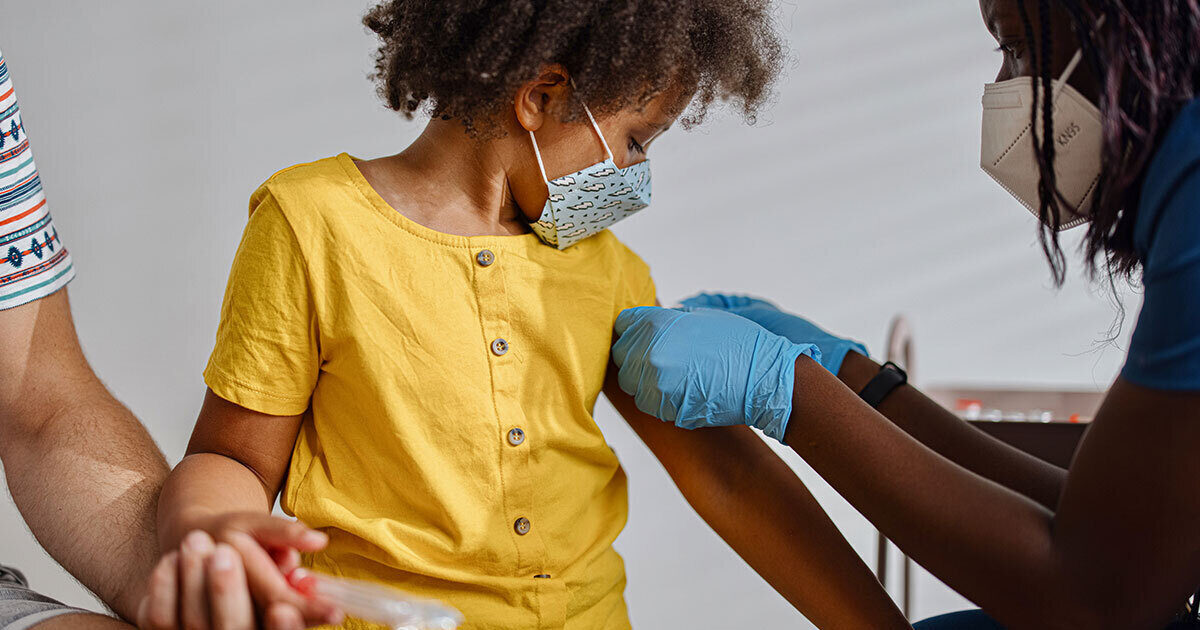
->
[289, 569, 464, 630]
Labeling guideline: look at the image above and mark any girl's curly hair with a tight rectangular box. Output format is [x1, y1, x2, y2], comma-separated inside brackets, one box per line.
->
[363, 0, 785, 137]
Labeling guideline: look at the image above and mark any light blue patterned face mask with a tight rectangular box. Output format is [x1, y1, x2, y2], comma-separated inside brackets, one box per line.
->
[528, 101, 652, 249]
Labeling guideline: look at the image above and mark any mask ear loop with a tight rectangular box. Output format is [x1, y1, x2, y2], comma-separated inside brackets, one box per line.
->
[579, 102, 614, 162]
[1051, 49, 1085, 100]
[528, 77, 613, 183]
[528, 128, 552, 184]
[569, 77, 614, 162]
[1052, 14, 1104, 101]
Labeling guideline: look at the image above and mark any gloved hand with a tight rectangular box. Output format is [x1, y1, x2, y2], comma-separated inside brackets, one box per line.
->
[612, 306, 820, 442]
[680, 293, 868, 376]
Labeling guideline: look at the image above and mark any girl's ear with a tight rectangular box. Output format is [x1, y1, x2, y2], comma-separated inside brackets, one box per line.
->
[514, 64, 571, 133]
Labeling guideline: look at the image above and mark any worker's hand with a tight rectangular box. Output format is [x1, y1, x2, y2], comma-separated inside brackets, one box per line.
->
[137, 516, 343, 630]
[681, 293, 868, 377]
[612, 306, 819, 442]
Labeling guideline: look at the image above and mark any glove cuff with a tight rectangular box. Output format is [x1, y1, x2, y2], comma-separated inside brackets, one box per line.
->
[825, 340, 869, 377]
[752, 340, 820, 443]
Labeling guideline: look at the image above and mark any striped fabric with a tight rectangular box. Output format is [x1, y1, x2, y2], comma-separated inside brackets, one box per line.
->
[0, 48, 73, 311]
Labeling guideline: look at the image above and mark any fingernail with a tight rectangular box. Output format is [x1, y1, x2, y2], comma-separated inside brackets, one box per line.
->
[211, 546, 235, 571]
[183, 530, 213, 553]
[326, 610, 344, 624]
[303, 531, 328, 546]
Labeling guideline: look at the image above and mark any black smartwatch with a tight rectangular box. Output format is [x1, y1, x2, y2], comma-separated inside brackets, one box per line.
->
[858, 361, 908, 409]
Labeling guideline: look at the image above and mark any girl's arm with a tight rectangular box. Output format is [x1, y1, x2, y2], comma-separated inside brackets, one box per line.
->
[160, 389, 302, 548]
[786, 359, 1200, 629]
[602, 369, 911, 630]
[156, 389, 340, 626]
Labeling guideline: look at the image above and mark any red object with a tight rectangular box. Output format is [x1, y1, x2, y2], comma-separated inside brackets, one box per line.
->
[286, 568, 318, 598]
[956, 398, 983, 410]
[1068, 413, 1081, 424]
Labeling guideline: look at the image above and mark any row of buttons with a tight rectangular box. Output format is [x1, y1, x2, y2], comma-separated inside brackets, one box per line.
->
[477, 249, 533, 541]
[481, 250, 510, 360]
[508, 424, 527, 535]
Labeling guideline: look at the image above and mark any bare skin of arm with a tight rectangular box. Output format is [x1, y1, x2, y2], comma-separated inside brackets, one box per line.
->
[154, 390, 340, 629]
[0, 290, 167, 621]
[837, 352, 1067, 511]
[786, 355, 1200, 629]
[603, 368, 910, 630]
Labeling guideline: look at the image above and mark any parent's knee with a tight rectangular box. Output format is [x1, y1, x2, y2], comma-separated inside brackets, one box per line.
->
[30, 612, 133, 630]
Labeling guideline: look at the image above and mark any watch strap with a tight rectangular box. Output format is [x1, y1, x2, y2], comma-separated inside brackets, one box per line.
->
[858, 361, 908, 409]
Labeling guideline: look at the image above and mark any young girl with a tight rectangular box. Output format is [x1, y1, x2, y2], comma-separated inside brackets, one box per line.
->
[155, 2, 910, 628]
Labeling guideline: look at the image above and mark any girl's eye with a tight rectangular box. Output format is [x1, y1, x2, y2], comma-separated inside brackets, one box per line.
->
[628, 137, 645, 155]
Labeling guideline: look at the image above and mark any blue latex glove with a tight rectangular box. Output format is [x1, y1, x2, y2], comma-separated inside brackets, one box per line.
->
[612, 306, 820, 442]
[680, 293, 868, 376]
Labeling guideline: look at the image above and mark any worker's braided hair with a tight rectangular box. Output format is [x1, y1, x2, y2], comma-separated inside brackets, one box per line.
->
[362, 0, 785, 139]
[1016, 0, 1200, 286]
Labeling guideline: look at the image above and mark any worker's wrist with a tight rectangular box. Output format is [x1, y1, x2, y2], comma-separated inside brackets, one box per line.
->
[837, 350, 881, 392]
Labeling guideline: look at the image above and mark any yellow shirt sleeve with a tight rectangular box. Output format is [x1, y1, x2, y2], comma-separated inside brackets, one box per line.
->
[615, 240, 657, 310]
[203, 188, 319, 416]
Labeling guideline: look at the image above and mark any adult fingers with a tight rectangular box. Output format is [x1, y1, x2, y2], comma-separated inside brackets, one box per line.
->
[613, 306, 658, 337]
[680, 293, 777, 311]
[679, 293, 735, 310]
[269, 547, 302, 575]
[206, 543, 255, 630]
[224, 531, 341, 626]
[179, 530, 216, 630]
[240, 515, 328, 553]
[263, 602, 305, 630]
[138, 551, 179, 630]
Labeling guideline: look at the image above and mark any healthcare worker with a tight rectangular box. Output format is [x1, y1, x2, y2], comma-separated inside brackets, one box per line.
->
[612, 1, 1200, 628]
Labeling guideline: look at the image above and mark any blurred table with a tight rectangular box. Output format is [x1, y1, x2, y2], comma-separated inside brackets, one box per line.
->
[965, 418, 1089, 468]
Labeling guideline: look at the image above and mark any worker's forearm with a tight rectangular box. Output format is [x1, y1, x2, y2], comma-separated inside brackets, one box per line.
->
[0, 383, 166, 621]
[787, 357, 1092, 629]
[158, 452, 276, 550]
[653, 425, 910, 629]
[835, 352, 1066, 510]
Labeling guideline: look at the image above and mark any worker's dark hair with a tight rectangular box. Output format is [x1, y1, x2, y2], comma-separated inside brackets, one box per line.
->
[1018, 0, 1200, 285]
[362, 0, 784, 138]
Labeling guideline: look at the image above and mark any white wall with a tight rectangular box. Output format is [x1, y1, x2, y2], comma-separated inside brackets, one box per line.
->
[0, 1, 1134, 627]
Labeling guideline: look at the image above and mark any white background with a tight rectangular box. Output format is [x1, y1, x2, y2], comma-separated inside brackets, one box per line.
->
[0, 1, 1135, 627]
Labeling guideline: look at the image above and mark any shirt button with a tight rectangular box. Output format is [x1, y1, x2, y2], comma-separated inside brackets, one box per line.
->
[514, 517, 531, 535]
[476, 249, 495, 267]
[507, 427, 525, 446]
[491, 338, 509, 356]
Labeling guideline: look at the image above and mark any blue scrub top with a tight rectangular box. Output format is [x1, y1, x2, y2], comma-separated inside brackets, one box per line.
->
[1121, 98, 1200, 390]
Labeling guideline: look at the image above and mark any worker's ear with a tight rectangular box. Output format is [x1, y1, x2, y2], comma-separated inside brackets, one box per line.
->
[514, 64, 571, 133]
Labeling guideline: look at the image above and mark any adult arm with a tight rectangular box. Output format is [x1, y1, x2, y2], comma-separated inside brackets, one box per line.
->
[787, 358, 1200, 629]
[613, 305, 1200, 628]
[835, 351, 1067, 511]
[603, 371, 910, 630]
[685, 296, 1067, 511]
[0, 290, 167, 620]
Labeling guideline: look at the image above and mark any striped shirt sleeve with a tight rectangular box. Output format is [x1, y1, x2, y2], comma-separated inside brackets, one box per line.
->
[0, 48, 74, 310]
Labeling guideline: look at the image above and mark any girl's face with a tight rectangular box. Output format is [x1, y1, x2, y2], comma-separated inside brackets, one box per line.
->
[509, 77, 684, 223]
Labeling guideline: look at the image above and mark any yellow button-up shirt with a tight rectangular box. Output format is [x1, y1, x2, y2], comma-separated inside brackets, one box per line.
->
[204, 154, 655, 629]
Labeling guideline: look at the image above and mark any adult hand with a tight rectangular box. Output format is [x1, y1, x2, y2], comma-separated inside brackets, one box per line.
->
[612, 306, 819, 442]
[137, 515, 342, 630]
[681, 293, 868, 376]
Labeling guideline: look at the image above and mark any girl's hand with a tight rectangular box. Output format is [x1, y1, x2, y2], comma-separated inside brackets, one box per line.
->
[612, 306, 819, 442]
[137, 515, 343, 630]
